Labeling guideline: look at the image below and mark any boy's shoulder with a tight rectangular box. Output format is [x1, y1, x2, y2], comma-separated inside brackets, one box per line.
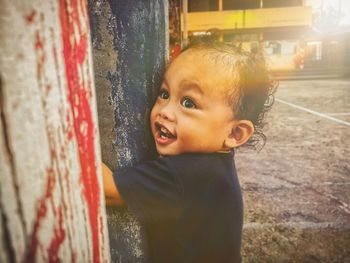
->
[161, 151, 234, 177]
[162, 151, 233, 163]
[162, 151, 233, 160]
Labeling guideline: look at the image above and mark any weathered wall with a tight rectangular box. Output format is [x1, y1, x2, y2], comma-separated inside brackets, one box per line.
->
[88, 0, 168, 262]
[0, 0, 110, 262]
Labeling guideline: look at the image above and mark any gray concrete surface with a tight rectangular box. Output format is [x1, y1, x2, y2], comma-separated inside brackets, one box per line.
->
[89, 1, 167, 262]
[237, 79, 350, 262]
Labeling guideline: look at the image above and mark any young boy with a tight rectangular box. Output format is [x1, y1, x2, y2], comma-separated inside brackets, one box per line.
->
[103, 40, 275, 263]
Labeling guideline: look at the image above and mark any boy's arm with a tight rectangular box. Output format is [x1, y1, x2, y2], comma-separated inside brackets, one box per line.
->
[102, 162, 125, 206]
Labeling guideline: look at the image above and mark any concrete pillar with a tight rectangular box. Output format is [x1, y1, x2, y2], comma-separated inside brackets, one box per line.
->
[88, 0, 168, 262]
[0, 0, 110, 262]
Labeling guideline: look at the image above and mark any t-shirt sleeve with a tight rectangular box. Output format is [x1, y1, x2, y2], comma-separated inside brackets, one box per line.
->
[113, 158, 183, 222]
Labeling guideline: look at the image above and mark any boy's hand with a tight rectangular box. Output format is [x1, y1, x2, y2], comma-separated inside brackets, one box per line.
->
[102, 162, 125, 206]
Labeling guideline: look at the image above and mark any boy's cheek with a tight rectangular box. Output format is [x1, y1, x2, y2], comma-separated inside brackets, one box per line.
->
[150, 103, 159, 118]
[150, 108, 156, 124]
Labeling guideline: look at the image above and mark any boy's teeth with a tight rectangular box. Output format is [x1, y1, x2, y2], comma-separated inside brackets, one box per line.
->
[161, 127, 168, 133]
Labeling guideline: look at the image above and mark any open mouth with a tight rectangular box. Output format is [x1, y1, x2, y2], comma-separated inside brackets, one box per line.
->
[155, 122, 176, 141]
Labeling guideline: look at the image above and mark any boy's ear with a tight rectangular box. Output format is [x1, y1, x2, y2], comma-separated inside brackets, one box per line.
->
[224, 120, 254, 149]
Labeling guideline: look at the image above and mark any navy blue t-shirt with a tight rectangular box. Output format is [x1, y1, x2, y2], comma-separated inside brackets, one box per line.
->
[114, 152, 243, 263]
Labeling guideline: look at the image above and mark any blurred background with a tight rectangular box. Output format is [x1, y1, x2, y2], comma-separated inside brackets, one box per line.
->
[170, 0, 350, 79]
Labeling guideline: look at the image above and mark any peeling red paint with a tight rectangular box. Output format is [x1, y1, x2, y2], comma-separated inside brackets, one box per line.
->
[59, 0, 102, 262]
[35, 30, 45, 81]
[60, 145, 66, 159]
[64, 168, 73, 206]
[27, 170, 67, 263]
[35, 31, 44, 50]
[65, 110, 75, 140]
[99, 214, 106, 250]
[26, 16, 70, 262]
[52, 46, 59, 70]
[26, 169, 56, 263]
[46, 84, 52, 96]
[48, 207, 66, 263]
[71, 251, 77, 263]
[50, 147, 57, 160]
[25, 10, 37, 24]
[67, 126, 75, 140]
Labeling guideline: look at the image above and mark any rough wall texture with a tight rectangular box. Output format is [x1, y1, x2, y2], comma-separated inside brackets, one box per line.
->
[0, 0, 110, 262]
[88, 0, 168, 262]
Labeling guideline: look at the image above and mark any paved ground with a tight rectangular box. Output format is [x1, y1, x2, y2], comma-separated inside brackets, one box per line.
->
[236, 79, 350, 262]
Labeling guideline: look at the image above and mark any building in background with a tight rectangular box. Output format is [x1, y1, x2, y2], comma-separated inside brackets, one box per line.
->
[181, 0, 313, 70]
[181, 0, 350, 77]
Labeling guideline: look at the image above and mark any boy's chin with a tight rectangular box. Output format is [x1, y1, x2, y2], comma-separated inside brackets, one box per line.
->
[156, 150, 178, 157]
[156, 146, 181, 156]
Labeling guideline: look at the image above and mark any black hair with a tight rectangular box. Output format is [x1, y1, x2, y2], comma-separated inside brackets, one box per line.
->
[181, 35, 278, 150]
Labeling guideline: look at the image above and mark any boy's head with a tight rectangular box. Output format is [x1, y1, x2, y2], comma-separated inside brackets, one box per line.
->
[151, 40, 276, 156]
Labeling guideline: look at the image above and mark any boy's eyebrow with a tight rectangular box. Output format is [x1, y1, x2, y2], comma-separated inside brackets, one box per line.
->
[163, 75, 204, 95]
[162, 78, 169, 87]
[179, 80, 204, 95]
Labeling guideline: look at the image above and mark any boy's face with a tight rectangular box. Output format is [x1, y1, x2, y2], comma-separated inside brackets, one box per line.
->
[150, 49, 237, 156]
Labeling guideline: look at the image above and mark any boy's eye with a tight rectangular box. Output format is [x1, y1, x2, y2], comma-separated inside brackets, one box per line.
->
[159, 90, 169, 100]
[181, 97, 196, 109]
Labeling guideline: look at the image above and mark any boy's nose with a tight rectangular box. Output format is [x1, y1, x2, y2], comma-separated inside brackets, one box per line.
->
[158, 104, 176, 122]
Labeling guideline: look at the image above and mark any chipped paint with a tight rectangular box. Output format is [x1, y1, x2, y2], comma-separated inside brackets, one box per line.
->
[0, 0, 109, 261]
[27, 169, 57, 262]
[25, 10, 37, 24]
[59, 0, 102, 262]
